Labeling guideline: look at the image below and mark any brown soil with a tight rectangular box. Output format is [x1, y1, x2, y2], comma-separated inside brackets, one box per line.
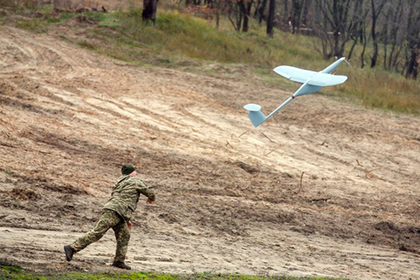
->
[0, 13, 420, 280]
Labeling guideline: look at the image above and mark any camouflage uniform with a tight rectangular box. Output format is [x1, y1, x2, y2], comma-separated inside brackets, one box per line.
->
[69, 175, 155, 263]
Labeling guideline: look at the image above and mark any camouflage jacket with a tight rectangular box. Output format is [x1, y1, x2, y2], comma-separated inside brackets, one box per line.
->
[103, 175, 155, 221]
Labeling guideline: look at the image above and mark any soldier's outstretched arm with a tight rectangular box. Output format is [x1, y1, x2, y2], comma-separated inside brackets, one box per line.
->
[136, 179, 156, 202]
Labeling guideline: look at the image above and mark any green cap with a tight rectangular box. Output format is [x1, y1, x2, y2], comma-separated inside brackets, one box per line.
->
[121, 164, 136, 175]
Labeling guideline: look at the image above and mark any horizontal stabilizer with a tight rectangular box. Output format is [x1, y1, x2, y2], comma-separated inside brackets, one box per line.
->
[243, 103, 261, 111]
[273, 66, 347, 87]
[243, 104, 266, 127]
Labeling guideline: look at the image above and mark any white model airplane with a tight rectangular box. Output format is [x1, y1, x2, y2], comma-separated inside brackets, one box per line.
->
[244, 57, 348, 127]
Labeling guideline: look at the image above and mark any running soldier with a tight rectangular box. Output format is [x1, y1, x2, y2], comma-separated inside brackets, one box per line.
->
[64, 164, 155, 270]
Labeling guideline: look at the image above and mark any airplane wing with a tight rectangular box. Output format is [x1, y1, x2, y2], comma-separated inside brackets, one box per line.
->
[273, 66, 347, 87]
[273, 66, 317, 83]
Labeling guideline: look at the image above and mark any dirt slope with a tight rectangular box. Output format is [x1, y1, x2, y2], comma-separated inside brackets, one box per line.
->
[1, 24, 420, 280]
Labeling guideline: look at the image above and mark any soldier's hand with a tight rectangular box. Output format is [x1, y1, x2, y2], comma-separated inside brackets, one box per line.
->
[127, 221, 132, 230]
[146, 199, 154, 204]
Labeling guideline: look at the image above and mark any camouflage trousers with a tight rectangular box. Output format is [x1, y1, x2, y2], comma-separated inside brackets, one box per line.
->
[70, 209, 130, 263]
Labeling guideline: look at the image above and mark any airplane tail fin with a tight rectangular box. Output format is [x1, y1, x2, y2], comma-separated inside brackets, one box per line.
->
[321, 57, 346, 74]
[244, 104, 266, 127]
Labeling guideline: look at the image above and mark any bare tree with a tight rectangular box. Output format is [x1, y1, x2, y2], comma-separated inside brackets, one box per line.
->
[227, 0, 243, 31]
[290, 0, 304, 33]
[314, 0, 355, 59]
[254, 0, 268, 24]
[289, 0, 313, 34]
[369, 0, 386, 68]
[239, 0, 253, 32]
[381, 3, 390, 68]
[360, 16, 368, 68]
[282, 0, 289, 25]
[301, 0, 313, 26]
[347, 0, 367, 60]
[386, 0, 404, 71]
[226, 0, 253, 32]
[380, 0, 403, 71]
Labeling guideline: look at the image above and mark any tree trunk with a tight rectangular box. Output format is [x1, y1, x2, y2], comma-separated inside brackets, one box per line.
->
[302, 0, 312, 26]
[405, 1, 420, 79]
[361, 23, 367, 68]
[347, 29, 359, 60]
[370, 0, 386, 68]
[382, 6, 391, 69]
[388, 0, 403, 70]
[266, 0, 275, 37]
[228, 1, 243, 32]
[370, 0, 378, 68]
[282, 0, 289, 25]
[215, 0, 220, 29]
[258, 0, 268, 25]
[291, 0, 303, 34]
[406, 46, 419, 79]
[142, 0, 159, 25]
[239, 0, 253, 32]
[347, 0, 365, 60]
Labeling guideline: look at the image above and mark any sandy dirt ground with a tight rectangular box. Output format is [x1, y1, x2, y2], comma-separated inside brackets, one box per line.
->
[1, 18, 420, 280]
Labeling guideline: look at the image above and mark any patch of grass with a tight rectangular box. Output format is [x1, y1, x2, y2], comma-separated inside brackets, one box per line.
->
[332, 67, 420, 114]
[87, 9, 309, 67]
[1, 264, 23, 274]
[14, 8, 75, 33]
[0, 263, 349, 280]
[77, 39, 96, 50]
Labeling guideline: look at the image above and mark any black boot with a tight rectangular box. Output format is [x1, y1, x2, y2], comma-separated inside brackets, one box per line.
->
[112, 261, 131, 270]
[64, 245, 74, 262]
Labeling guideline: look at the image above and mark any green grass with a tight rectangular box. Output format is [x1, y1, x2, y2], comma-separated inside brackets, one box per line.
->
[0, 264, 349, 280]
[90, 9, 290, 67]
[1, 4, 419, 115]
